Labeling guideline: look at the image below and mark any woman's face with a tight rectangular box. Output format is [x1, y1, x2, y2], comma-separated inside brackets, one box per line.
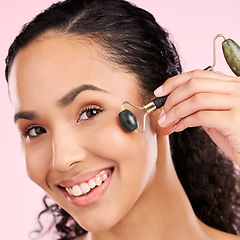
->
[8, 35, 159, 232]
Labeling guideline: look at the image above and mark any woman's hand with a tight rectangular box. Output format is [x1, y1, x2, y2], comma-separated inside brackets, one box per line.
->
[154, 69, 240, 165]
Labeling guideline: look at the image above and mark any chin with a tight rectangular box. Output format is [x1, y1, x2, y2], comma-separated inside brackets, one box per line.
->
[74, 213, 121, 233]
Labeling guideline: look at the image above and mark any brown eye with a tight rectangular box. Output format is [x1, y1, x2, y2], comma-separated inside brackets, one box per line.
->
[23, 126, 46, 138]
[78, 106, 104, 121]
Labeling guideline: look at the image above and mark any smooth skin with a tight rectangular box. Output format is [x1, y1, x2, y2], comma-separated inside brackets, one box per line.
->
[8, 34, 240, 240]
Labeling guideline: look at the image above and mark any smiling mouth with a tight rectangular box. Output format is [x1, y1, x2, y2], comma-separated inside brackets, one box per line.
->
[61, 168, 113, 197]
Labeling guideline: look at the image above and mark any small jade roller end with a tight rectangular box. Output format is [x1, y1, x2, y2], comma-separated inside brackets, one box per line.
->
[119, 109, 139, 132]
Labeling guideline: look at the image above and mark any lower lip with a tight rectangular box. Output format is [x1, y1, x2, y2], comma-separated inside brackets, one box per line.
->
[63, 170, 113, 207]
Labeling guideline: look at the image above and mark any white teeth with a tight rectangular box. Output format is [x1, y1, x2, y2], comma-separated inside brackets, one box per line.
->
[102, 173, 108, 182]
[96, 176, 102, 186]
[66, 188, 72, 196]
[89, 179, 96, 189]
[65, 170, 112, 196]
[71, 185, 83, 196]
[81, 182, 91, 194]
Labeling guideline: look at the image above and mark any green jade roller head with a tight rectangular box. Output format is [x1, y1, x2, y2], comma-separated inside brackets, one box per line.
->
[222, 38, 240, 76]
[205, 34, 240, 76]
[119, 95, 168, 134]
[119, 34, 240, 134]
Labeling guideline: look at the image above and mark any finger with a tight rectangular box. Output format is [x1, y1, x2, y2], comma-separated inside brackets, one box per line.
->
[172, 110, 240, 133]
[154, 69, 238, 97]
[159, 93, 239, 128]
[164, 77, 240, 113]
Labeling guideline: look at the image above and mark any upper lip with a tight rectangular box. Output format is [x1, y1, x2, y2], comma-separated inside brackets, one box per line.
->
[57, 167, 113, 188]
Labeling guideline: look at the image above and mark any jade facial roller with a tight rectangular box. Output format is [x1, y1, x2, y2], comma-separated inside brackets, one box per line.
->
[205, 34, 240, 76]
[119, 34, 240, 134]
[119, 95, 168, 134]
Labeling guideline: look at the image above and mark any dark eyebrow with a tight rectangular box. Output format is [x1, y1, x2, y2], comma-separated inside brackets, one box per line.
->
[14, 111, 38, 123]
[58, 84, 108, 107]
[14, 84, 107, 122]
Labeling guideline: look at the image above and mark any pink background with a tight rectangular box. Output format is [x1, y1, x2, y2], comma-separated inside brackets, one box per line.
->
[1, 0, 240, 239]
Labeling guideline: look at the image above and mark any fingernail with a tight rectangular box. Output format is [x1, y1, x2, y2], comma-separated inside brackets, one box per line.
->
[159, 107, 165, 119]
[154, 85, 163, 96]
[158, 114, 166, 126]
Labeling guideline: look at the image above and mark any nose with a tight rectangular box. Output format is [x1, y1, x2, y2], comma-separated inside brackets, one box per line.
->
[52, 127, 87, 172]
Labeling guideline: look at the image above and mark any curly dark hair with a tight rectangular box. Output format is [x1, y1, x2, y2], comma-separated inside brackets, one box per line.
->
[5, 0, 240, 239]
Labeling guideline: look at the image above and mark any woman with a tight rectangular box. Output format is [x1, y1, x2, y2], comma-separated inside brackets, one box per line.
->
[5, 0, 240, 239]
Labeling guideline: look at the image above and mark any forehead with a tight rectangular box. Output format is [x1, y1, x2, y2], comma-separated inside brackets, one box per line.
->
[9, 36, 105, 93]
[8, 35, 140, 112]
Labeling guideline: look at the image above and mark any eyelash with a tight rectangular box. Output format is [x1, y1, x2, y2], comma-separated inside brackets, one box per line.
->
[22, 125, 46, 139]
[21, 105, 104, 139]
[77, 105, 104, 122]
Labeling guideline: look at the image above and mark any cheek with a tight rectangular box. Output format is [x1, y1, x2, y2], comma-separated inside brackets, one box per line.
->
[91, 113, 158, 186]
[24, 141, 52, 188]
[93, 113, 157, 160]
[89, 115, 139, 160]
